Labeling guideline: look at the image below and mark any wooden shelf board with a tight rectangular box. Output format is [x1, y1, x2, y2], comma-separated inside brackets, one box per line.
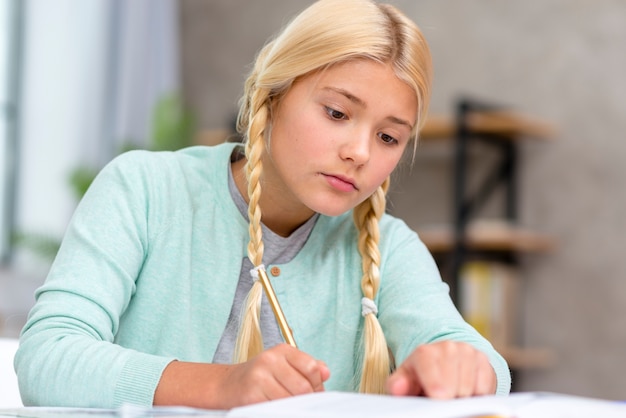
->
[195, 129, 233, 146]
[496, 345, 556, 369]
[417, 222, 557, 253]
[420, 112, 557, 141]
[419, 115, 456, 139]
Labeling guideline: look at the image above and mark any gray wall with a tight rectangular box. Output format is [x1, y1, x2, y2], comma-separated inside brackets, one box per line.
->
[179, 0, 626, 399]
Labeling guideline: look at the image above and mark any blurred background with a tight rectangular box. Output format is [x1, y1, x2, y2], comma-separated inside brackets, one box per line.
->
[1, 0, 625, 401]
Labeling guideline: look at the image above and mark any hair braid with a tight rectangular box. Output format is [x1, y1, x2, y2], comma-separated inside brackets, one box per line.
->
[232, 0, 432, 380]
[233, 88, 271, 363]
[353, 177, 391, 394]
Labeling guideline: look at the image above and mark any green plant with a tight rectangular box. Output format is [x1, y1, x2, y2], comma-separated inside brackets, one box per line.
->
[14, 93, 195, 262]
[69, 93, 195, 198]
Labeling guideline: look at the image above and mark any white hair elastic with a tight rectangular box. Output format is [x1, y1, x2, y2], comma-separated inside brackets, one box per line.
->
[249, 264, 266, 282]
[361, 297, 378, 317]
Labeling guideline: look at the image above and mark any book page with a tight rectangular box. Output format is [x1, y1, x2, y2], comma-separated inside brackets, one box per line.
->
[2, 393, 625, 418]
[228, 391, 524, 418]
[228, 392, 626, 418]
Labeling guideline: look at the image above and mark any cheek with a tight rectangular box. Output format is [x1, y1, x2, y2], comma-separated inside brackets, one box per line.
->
[273, 112, 314, 151]
[378, 155, 403, 179]
[291, 125, 327, 159]
[362, 161, 397, 197]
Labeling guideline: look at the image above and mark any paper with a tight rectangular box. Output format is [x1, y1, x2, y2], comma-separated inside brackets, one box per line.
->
[227, 391, 626, 418]
[2, 393, 625, 418]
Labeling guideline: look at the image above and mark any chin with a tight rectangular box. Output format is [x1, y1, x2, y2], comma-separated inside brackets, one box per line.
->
[308, 202, 355, 218]
[318, 209, 350, 217]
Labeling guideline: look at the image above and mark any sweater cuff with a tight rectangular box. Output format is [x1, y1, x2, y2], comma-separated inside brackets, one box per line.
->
[113, 353, 176, 407]
[489, 352, 512, 395]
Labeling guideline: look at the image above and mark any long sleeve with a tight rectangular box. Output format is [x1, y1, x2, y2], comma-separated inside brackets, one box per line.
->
[15, 144, 248, 407]
[15, 151, 176, 407]
[15, 143, 510, 405]
[375, 217, 511, 395]
[254, 214, 511, 395]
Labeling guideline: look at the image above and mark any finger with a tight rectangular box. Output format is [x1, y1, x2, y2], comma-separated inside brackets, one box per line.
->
[314, 360, 331, 391]
[456, 344, 479, 398]
[252, 357, 294, 402]
[228, 358, 291, 405]
[474, 353, 497, 395]
[274, 347, 327, 395]
[387, 366, 421, 396]
[390, 350, 433, 396]
[258, 376, 293, 402]
[414, 344, 453, 399]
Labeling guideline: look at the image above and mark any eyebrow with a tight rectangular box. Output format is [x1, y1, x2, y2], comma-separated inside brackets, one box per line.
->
[322, 86, 415, 131]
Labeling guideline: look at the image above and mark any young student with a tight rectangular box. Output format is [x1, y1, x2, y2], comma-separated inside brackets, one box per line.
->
[15, 0, 511, 409]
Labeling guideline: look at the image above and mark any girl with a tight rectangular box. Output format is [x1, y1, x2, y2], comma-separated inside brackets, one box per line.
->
[15, 0, 511, 409]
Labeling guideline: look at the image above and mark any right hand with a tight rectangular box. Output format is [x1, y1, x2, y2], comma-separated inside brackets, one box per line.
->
[154, 343, 330, 409]
[221, 343, 330, 406]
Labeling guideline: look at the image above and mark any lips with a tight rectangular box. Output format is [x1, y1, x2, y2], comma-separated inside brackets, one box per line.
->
[323, 173, 358, 192]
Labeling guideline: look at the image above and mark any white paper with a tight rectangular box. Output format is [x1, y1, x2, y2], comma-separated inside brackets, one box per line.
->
[227, 391, 626, 418]
[2, 393, 625, 418]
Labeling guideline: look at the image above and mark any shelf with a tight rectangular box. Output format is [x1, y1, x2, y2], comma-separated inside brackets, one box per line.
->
[496, 345, 556, 369]
[417, 100, 557, 378]
[420, 112, 557, 141]
[417, 221, 556, 253]
[194, 112, 557, 145]
[195, 129, 234, 146]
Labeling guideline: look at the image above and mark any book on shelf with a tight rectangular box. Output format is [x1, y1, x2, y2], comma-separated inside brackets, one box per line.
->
[459, 260, 519, 348]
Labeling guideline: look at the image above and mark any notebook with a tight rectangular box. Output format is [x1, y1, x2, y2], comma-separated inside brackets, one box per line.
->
[2, 392, 625, 418]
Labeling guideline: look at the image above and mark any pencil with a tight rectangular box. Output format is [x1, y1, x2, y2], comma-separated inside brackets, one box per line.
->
[257, 267, 298, 348]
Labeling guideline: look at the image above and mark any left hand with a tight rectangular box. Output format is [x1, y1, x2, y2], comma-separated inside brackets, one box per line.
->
[386, 341, 497, 398]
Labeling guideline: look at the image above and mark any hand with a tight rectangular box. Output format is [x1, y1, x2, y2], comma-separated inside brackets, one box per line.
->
[155, 343, 330, 409]
[386, 341, 496, 399]
[221, 343, 330, 406]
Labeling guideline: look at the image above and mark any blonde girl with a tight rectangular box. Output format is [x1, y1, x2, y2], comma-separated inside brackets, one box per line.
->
[234, 0, 432, 394]
[16, 0, 510, 410]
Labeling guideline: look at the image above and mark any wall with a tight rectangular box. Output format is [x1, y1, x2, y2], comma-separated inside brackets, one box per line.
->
[179, 0, 626, 400]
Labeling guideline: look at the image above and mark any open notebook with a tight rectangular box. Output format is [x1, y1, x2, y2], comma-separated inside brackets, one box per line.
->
[2, 392, 625, 418]
[228, 391, 626, 418]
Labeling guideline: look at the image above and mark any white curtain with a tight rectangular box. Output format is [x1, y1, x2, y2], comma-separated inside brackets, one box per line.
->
[14, 0, 180, 272]
[0, 1, 18, 262]
[108, 0, 180, 154]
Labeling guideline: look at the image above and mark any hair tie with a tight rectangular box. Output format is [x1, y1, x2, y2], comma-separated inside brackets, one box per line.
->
[361, 297, 378, 317]
[249, 264, 266, 282]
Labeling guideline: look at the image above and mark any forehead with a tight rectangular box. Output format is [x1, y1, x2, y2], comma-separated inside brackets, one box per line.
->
[291, 59, 418, 123]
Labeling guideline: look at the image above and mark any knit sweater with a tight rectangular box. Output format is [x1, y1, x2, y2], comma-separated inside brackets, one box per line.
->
[15, 143, 511, 407]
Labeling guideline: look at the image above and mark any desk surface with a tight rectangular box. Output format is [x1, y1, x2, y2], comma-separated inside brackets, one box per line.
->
[0, 407, 226, 418]
[2, 393, 626, 418]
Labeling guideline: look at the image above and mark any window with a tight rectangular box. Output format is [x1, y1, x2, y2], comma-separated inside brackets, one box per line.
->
[0, 0, 21, 263]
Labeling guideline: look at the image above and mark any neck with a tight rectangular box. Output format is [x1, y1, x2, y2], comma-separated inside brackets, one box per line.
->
[231, 158, 315, 237]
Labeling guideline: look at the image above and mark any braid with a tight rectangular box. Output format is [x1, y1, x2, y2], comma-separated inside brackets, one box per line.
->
[353, 177, 391, 394]
[233, 88, 271, 363]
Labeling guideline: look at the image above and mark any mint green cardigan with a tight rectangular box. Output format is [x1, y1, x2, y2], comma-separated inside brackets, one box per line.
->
[15, 143, 510, 407]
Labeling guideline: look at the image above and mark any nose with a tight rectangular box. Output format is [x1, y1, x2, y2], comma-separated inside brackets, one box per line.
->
[339, 130, 370, 166]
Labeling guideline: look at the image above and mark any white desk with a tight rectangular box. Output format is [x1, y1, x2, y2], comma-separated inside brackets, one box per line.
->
[1, 393, 626, 418]
[0, 338, 20, 408]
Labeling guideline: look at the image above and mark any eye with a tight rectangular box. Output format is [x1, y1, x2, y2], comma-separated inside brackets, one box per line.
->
[324, 106, 347, 120]
[378, 132, 398, 145]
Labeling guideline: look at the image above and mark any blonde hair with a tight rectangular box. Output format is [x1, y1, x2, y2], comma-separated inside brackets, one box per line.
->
[233, 0, 432, 394]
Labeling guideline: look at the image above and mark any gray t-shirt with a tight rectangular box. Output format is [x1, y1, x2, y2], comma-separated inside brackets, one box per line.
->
[212, 157, 318, 363]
